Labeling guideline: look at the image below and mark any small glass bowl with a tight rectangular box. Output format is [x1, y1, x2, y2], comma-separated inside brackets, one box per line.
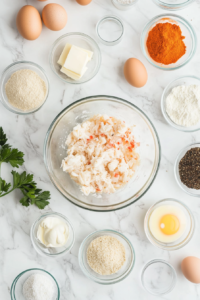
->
[30, 212, 75, 257]
[96, 16, 124, 46]
[161, 76, 200, 132]
[141, 259, 177, 295]
[49, 33, 101, 84]
[174, 143, 200, 197]
[0, 61, 49, 115]
[78, 229, 135, 284]
[112, 0, 139, 10]
[10, 268, 60, 300]
[144, 198, 195, 251]
[141, 14, 197, 71]
[152, 0, 195, 11]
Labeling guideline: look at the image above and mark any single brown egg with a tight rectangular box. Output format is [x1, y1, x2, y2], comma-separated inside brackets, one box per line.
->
[76, 0, 92, 5]
[124, 58, 148, 88]
[42, 4, 67, 31]
[16, 5, 42, 40]
[181, 257, 200, 284]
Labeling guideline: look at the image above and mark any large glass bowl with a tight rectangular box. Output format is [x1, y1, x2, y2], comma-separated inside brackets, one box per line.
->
[141, 14, 197, 71]
[152, 0, 195, 10]
[44, 96, 161, 212]
[49, 33, 101, 84]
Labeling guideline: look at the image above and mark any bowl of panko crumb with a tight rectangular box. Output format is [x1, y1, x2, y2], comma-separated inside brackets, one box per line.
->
[78, 229, 135, 284]
[0, 61, 49, 114]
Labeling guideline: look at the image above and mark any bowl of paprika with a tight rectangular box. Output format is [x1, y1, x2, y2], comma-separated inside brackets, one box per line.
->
[141, 14, 197, 71]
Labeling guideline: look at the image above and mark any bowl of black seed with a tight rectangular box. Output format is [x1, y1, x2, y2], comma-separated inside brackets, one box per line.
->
[174, 143, 200, 197]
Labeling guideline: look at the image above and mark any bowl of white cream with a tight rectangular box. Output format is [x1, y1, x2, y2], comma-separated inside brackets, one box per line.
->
[30, 212, 75, 257]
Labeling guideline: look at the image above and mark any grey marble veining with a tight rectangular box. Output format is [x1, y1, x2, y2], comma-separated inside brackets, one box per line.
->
[1, 0, 200, 299]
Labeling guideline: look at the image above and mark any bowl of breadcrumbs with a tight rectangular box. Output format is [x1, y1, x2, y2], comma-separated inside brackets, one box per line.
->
[78, 229, 135, 284]
[0, 61, 49, 114]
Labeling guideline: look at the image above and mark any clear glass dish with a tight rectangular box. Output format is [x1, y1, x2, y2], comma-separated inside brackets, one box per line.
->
[49, 33, 101, 84]
[144, 198, 195, 250]
[161, 76, 200, 132]
[141, 14, 197, 71]
[152, 0, 195, 10]
[141, 259, 177, 295]
[96, 15, 124, 46]
[78, 229, 135, 284]
[44, 95, 161, 212]
[174, 143, 200, 197]
[30, 212, 75, 257]
[10, 268, 60, 300]
[112, 0, 139, 10]
[0, 61, 49, 115]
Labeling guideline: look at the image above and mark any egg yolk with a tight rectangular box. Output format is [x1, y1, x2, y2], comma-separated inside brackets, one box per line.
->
[159, 214, 180, 235]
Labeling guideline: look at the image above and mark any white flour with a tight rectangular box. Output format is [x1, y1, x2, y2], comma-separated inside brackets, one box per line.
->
[23, 274, 55, 300]
[165, 85, 200, 127]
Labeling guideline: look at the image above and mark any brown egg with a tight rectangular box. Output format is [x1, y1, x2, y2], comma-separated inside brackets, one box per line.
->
[76, 0, 92, 5]
[181, 256, 200, 283]
[16, 6, 42, 40]
[42, 4, 67, 31]
[124, 58, 148, 88]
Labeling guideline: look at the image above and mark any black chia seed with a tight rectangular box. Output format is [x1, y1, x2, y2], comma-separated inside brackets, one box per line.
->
[179, 147, 200, 190]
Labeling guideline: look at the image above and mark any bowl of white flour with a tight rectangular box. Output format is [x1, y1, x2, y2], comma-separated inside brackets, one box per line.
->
[161, 76, 200, 132]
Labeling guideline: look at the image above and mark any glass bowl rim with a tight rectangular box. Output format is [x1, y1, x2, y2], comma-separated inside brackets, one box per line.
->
[49, 32, 102, 85]
[96, 15, 124, 45]
[30, 211, 75, 257]
[78, 229, 135, 285]
[144, 198, 195, 250]
[161, 75, 200, 132]
[174, 143, 200, 196]
[141, 259, 177, 295]
[43, 95, 161, 212]
[10, 268, 60, 300]
[112, 0, 139, 7]
[0, 60, 50, 115]
[140, 13, 197, 71]
[152, 0, 195, 10]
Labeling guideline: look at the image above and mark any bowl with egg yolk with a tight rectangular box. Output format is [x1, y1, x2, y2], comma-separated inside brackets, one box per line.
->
[144, 198, 195, 250]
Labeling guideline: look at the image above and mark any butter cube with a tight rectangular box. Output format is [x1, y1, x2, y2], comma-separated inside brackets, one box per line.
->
[61, 66, 88, 80]
[57, 44, 72, 66]
[63, 45, 89, 76]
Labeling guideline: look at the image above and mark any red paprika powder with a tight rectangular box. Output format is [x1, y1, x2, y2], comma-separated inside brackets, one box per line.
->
[146, 22, 186, 65]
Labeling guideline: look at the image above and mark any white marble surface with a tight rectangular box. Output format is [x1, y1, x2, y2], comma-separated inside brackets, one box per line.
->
[1, 0, 200, 299]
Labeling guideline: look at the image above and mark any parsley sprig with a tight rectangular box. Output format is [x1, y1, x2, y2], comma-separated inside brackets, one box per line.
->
[0, 127, 50, 209]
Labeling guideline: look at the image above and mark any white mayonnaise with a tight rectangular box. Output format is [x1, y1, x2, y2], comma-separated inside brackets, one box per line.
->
[37, 217, 69, 248]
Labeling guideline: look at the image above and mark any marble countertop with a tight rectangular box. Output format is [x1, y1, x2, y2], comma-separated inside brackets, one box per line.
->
[1, 0, 200, 299]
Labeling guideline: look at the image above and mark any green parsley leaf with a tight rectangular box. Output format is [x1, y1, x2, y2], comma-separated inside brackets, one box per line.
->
[0, 127, 24, 168]
[0, 127, 51, 209]
[0, 127, 7, 146]
[11, 171, 50, 209]
[0, 177, 11, 196]
[0, 147, 24, 168]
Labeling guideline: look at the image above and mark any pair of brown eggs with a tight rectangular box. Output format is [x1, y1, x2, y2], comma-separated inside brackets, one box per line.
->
[16, 4, 67, 41]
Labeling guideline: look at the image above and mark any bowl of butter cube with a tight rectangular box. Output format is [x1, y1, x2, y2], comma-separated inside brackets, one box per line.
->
[49, 32, 102, 84]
